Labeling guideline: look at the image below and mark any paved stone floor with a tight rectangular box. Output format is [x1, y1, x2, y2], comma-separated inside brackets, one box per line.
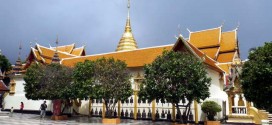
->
[0, 112, 242, 125]
[0, 112, 174, 125]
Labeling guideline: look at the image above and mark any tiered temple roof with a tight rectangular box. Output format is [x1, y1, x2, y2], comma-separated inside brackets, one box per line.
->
[23, 25, 239, 75]
[25, 43, 85, 68]
[62, 45, 172, 68]
[188, 26, 240, 74]
[61, 36, 225, 73]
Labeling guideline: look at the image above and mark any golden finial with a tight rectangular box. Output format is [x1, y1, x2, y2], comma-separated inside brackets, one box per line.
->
[56, 35, 59, 46]
[19, 41, 22, 58]
[116, 0, 138, 51]
[55, 35, 59, 52]
[128, 0, 130, 18]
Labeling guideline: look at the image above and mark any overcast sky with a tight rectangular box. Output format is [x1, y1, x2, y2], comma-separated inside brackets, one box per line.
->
[0, 0, 271, 64]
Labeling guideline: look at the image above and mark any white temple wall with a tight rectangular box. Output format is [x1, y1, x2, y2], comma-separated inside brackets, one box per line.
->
[4, 66, 229, 122]
[198, 68, 229, 121]
[3, 75, 52, 111]
[78, 100, 89, 115]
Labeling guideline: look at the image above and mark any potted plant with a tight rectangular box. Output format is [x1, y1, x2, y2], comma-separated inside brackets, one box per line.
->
[201, 100, 222, 125]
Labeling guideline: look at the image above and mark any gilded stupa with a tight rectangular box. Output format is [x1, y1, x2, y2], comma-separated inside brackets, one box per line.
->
[116, 0, 138, 52]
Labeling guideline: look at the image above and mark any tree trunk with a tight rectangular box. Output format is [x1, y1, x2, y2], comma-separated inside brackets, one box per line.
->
[184, 102, 191, 123]
[176, 103, 184, 123]
[53, 99, 62, 116]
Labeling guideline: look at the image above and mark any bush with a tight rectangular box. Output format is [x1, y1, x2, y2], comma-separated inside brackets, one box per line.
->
[201, 101, 222, 121]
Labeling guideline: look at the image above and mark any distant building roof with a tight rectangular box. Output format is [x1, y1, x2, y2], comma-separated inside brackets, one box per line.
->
[0, 80, 9, 91]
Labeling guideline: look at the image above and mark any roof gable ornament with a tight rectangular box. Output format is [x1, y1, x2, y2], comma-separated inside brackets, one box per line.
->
[220, 20, 225, 28]
[235, 22, 240, 31]
[116, 0, 138, 52]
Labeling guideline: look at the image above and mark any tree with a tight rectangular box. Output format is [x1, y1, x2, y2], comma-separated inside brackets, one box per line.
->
[93, 57, 132, 118]
[24, 63, 74, 99]
[24, 63, 76, 115]
[0, 54, 12, 73]
[24, 63, 45, 100]
[0, 54, 12, 109]
[201, 101, 222, 121]
[241, 42, 272, 113]
[72, 60, 96, 100]
[138, 50, 211, 123]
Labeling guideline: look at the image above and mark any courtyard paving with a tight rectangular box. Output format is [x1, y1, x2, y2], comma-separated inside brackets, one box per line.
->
[0, 112, 240, 125]
[0, 112, 175, 125]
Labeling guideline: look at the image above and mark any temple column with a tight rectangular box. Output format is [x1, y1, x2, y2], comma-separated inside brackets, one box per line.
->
[246, 101, 251, 115]
[228, 93, 233, 115]
[238, 94, 245, 106]
[152, 100, 156, 121]
[102, 101, 106, 118]
[172, 103, 176, 121]
[194, 100, 199, 123]
[133, 91, 138, 119]
[118, 101, 121, 117]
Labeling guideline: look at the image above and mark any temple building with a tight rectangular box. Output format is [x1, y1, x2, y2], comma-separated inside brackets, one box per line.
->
[2, 0, 270, 124]
[3, 43, 86, 114]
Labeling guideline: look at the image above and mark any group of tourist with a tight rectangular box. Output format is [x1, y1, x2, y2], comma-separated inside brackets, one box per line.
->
[9, 101, 47, 118]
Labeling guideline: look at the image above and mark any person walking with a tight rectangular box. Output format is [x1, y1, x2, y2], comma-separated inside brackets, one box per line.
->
[10, 107, 14, 117]
[20, 102, 24, 114]
[40, 101, 47, 118]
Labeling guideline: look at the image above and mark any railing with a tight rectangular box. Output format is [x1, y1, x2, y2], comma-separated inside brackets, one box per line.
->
[232, 106, 247, 114]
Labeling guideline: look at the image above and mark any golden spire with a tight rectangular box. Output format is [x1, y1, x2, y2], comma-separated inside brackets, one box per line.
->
[51, 35, 60, 64]
[116, 0, 138, 52]
[14, 42, 22, 74]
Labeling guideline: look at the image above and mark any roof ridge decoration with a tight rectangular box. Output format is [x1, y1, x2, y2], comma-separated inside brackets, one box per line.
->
[50, 43, 75, 54]
[116, 0, 138, 52]
[188, 26, 221, 33]
[37, 44, 77, 57]
[50, 43, 75, 49]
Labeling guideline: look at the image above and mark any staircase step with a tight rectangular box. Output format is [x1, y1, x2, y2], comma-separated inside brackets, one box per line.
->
[269, 114, 272, 125]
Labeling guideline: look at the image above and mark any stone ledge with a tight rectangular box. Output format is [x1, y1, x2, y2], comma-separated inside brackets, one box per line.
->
[227, 115, 254, 123]
[102, 118, 121, 124]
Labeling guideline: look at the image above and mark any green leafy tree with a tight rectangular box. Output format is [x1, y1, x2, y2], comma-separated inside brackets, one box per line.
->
[93, 57, 132, 118]
[0, 54, 12, 108]
[0, 54, 12, 73]
[24, 63, 75, 115]
[72, 60, 96, 99]
[24, 63, 74, 99]
[241, 42, 272, 113]
[139, 50, 211, 123]
[24, 63, 45, 100]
